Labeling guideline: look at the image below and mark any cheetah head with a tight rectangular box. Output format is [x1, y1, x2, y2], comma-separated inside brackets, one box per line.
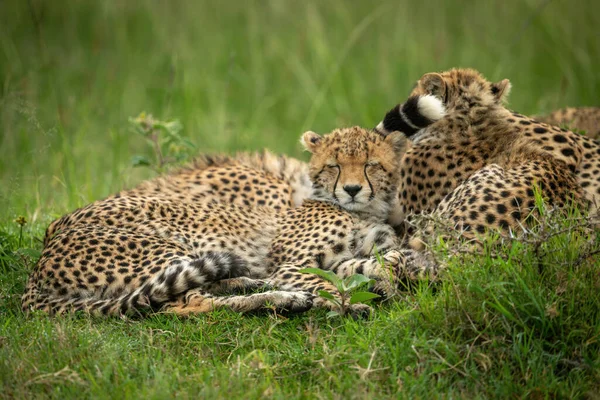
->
[411, 68, 512, 115]
[301, 126, 405, 218]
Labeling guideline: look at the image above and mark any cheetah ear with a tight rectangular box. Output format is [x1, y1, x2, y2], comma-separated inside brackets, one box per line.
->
[384, 131, 407, 155]
[419, 73, 446, 99]
[491, 79, 511, 103]
[301, 131, 323, 153]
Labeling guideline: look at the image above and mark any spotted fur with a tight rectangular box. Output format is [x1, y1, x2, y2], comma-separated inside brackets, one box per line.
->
[44, 151, 312, 246]
[23, 127, 439, 317]
[45, 95, 445, 246]
[376, 68, 599, 244]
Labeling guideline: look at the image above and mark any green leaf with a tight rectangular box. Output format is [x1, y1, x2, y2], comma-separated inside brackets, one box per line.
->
[317, 290, 336, 300]
[128, 114, 154, 137]
[299, 268, 343, 288]
[344, 274, 373, 291]
[326, 311, 340, 318]
[317, 291, 340, 307]
[131, 155, 152, 167]
[350, 291, 381, 304]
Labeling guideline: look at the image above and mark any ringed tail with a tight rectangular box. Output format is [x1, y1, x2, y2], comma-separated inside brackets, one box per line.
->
[374, 94, 445, 137]
[22, 251, 248, 317]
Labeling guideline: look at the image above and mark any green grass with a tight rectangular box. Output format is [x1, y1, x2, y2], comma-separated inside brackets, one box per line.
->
[1, 1, 599, 398]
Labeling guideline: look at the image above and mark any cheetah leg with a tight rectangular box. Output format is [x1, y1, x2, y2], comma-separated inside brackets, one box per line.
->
[329, 250, 440, 298]
[268, 263, 372, 318]
[332, 249, 439, 281]
[199, 277, 273, 295]
[351, 221, 399, 257]
[161, 288, 314, 316]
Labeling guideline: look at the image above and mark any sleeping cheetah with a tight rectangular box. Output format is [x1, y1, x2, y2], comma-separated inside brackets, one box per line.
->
[375, 68, 600, 242]
[23, 105, 443, 317]
[536, 107, 600, 140]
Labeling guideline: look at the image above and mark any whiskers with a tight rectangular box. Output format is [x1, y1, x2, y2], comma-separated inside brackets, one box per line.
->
[309, 185, 391, 220]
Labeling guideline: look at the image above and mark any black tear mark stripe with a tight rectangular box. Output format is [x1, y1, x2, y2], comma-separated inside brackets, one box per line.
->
[444, 83, 449, 104]
[332, 165, 341, 202]
[364, 165, 375, 200]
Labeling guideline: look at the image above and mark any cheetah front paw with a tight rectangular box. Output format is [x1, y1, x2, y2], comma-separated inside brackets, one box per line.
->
[370, 280, 398, 300]
[380, 249, 403, 265]
[270, 291, 315, 314]
[372, 249, 404, 281]
[346, 303, 373, 320]
[377, 249, 440, 284]
[397, 249, 441, 280]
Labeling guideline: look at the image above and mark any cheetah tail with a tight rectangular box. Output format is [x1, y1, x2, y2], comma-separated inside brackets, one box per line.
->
[22, 252, 249, 317]
[23, 290, 155, 317]
[374, 94, 445, 137]
[21, 276, 158, 317]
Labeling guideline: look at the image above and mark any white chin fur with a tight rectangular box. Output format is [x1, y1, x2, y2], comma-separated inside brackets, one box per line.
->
[340, 196, 389, 219]
[417, 94, 445, 121]
[340, 201, 367, 212]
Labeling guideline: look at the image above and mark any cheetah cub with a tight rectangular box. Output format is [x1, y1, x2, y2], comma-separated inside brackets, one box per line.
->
[22, 95, 444, 318]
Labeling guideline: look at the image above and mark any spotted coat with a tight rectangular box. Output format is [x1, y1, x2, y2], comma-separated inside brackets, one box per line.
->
[23, 127, 439, 317]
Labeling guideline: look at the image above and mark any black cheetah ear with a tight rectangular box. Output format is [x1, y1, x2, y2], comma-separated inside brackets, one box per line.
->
[301, 131, 323, 153]
[384, 131, 407, 155]
[419, 73, 446, 99]
[491, 79, 511, 103]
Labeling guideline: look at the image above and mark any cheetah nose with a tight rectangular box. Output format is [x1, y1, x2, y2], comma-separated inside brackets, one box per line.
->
[343, 185, 362, 198]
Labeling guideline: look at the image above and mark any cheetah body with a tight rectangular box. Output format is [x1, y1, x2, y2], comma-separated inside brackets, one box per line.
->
[377, 68, 600, 240]
[24, 125, 441, 317]
[44, 151, 312, 245]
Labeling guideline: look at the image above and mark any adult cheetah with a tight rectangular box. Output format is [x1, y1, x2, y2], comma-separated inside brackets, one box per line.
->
[375, 68, 600, 242]
[23, 101, 443, 317]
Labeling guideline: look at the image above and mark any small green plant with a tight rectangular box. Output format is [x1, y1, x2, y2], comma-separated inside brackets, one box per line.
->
[128, 112, 197, 173]
[1, 219, 41, 273]
[13, 216, 27, 248]
[299, 268, 380, 318]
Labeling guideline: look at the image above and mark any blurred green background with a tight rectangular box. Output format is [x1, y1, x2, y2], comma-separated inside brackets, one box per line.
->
[1, 0, 599, 223]
[2, 3, 600, 398]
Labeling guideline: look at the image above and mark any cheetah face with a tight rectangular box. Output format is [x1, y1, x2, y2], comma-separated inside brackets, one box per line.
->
[301, 126, 405, 217]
